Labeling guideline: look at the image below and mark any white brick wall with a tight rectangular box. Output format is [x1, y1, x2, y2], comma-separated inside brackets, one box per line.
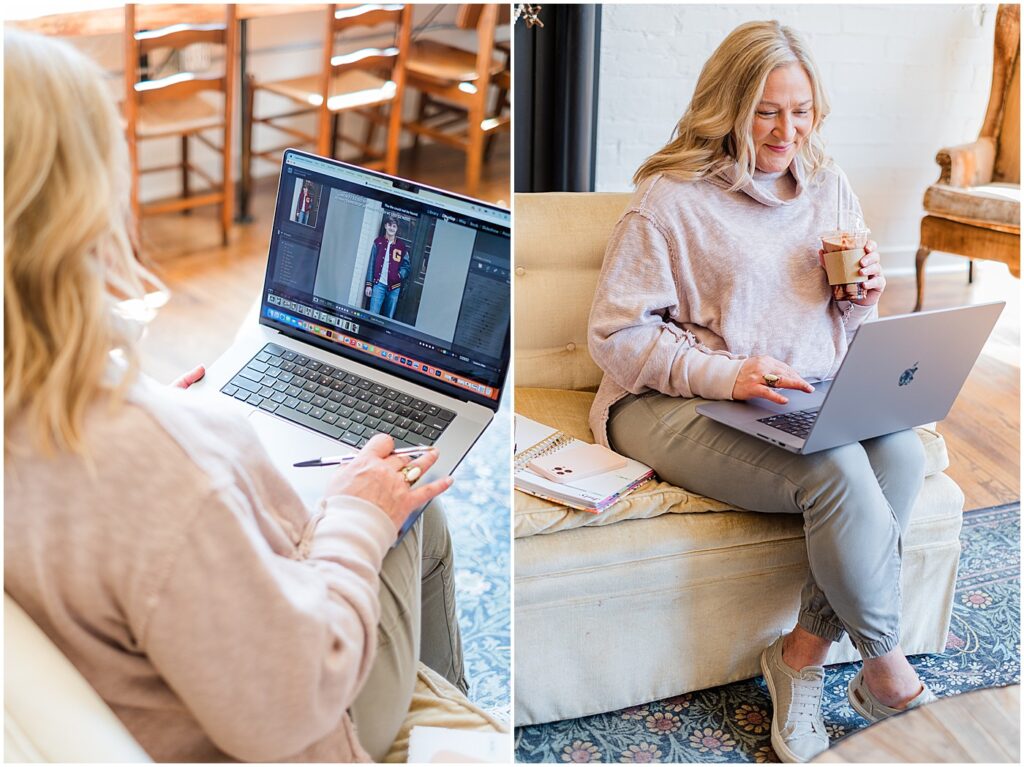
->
[596, 4, 998, 274]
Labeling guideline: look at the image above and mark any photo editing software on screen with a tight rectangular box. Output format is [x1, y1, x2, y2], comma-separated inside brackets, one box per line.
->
[260, 152, 511, 407]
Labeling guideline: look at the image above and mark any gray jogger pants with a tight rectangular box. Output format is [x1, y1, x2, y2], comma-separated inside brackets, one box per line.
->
[607, 392, 926, 659]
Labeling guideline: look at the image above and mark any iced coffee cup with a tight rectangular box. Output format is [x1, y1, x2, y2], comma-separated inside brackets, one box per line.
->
[820, 228, 871, 301]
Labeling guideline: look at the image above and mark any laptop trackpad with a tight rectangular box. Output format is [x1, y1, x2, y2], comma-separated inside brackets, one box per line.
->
[248, 411, 353, 507]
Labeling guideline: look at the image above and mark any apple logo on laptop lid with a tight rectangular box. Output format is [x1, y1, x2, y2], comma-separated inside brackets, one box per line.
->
[898, 362, 919, 387]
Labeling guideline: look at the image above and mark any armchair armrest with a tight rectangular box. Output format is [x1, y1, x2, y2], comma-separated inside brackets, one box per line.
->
[935, 137, 995, 187]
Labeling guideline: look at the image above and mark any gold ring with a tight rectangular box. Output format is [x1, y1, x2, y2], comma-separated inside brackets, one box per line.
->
[400, 465, 422, 484]
[762, 374, 780, 388]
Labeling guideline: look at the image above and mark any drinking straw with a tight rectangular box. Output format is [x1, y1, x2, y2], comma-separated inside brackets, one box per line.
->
[836, 173, 842, 231]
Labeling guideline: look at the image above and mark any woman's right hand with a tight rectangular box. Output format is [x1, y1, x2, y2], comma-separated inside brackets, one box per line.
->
[324, 434, 452, 533]
[732, 355, 814, 405]
[364, 286, 372, 298]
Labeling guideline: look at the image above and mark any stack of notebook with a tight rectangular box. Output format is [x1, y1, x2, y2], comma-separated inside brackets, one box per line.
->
[513, 415, 655, 514]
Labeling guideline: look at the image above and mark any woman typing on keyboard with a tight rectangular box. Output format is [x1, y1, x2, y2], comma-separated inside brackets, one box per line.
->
[587, 21, 934, 763]
[4, 31, 466, 763]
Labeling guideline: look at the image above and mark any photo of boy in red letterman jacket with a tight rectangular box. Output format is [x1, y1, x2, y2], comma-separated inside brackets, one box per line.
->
[364, 215, 411, 319]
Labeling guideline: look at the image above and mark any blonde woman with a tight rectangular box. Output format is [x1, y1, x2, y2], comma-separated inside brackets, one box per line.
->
[587, 21, 935, 763]
[4, 30, 465, 762]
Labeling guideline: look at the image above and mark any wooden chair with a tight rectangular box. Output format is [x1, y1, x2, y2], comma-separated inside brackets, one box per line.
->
[123, 4, 237, 248]
[914, 3, 1020, 311]
[243, 3, 411, 193]
[403, 4, 511, 198]
[487, 39, 511, 163]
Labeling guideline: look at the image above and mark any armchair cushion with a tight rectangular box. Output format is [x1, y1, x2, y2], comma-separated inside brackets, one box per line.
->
[514, 387, 951, 539]
[4, 593, 152, 763]
[923, 181, 1021, 233]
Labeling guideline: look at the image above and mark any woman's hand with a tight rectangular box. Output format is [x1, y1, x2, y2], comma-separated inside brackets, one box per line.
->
[850, 239, 885, 307]
[818, 240, 886, 307]
[732, 355, 814, 405]
[325, 434, 452, 533]
[171, 365, 206, 389]
[365, 286, 372, 298]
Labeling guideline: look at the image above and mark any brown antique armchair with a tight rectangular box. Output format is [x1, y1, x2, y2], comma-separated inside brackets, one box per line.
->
[914, 3, 1020, 312]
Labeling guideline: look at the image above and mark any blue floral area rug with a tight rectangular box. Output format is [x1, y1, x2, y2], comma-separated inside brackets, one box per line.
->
[447, 392, 511, 721]
[515, 503, 1020, 763]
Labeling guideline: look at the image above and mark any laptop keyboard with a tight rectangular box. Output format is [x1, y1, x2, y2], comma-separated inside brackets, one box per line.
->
[757, 408, 820, 439]
[220, 343, 456, 449]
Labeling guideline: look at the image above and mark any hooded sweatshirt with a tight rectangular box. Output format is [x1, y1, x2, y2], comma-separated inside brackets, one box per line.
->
[587, 159, 877, 447]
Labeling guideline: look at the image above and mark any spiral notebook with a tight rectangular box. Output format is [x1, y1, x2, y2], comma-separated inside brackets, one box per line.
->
[514, 415, 655, 513]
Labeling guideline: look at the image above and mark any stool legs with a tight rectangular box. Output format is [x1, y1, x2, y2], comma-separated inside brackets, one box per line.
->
[384, 102, 401, 176]
[411, 92, 427, 158]
[241, 73, 255, 223]
[465, 103, 485, 199]
[181, 135, 191, 215]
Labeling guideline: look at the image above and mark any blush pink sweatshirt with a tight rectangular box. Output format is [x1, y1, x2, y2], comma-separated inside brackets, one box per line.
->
[587, 160, 876, 446]
[4, 374, 396, 762]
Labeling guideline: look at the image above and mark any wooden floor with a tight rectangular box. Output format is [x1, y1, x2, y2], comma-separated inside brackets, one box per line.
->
[138, 148, 1018, 512]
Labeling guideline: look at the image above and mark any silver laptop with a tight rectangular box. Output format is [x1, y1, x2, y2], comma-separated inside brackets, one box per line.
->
[697, 302, 1004, 454]
[193, 149, 510, 538]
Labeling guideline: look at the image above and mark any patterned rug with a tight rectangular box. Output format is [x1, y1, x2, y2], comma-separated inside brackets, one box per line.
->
[447, 391, 511, 722]
[515, 503, 1021, 763]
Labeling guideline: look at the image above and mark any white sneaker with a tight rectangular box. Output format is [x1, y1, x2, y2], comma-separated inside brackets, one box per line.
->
[848, 667, 938, 723]
[760, 637, 830, 763]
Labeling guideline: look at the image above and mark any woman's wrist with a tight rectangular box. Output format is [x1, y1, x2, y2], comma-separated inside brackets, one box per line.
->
[314, 495, 395, 548]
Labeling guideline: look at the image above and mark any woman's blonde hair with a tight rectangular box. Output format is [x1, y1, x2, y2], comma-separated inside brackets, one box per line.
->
[634, 20, 831, 188]
[5, 31, 162, 455]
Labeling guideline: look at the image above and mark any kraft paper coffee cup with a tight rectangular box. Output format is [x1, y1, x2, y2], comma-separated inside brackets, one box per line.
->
[821, 228, 870, 301]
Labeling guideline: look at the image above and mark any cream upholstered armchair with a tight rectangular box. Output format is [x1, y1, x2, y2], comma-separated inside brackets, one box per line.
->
[915, 3, 1020, 312]
[4, 593, 152, 762]
[5, 591, 503, 761]
[513, 192, 967, 727]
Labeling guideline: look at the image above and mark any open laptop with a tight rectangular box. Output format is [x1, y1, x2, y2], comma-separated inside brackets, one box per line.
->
[193, 149, 510, 538]
[696, 302, 1004, 454]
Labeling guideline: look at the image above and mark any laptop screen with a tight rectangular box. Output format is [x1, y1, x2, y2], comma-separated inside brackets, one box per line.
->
[259, 150, 511, 410]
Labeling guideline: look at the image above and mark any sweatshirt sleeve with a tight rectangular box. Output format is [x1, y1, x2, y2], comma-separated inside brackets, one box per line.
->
[841, 301, 878, 343]
[138, 489, 395, 762]
[588, 210, 745, 400]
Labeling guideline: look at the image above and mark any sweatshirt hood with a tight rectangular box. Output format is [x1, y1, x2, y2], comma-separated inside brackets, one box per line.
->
[705, 156, 807, 207]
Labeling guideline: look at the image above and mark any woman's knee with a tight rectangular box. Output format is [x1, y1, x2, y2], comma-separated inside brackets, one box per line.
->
[866, 429, 926, 482]
[796, 443, 899, 533]
[420, 500, 453, 566]
[863, 429, 926, 530]
[798, 443, 874, 507]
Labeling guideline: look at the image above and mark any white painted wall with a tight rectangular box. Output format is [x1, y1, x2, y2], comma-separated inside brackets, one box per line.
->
[596, 4, 998, 275]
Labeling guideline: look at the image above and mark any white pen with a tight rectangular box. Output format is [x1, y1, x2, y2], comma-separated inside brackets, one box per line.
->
[293, 445, 434, 468]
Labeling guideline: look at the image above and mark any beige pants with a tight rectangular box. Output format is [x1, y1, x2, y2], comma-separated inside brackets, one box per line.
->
[350, 501, 466, 760]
